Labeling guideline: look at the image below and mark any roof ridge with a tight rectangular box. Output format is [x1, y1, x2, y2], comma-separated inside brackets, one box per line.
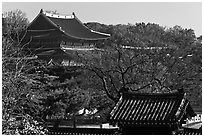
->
[122, 89, 185, 98]
[42, 10, 75, 19]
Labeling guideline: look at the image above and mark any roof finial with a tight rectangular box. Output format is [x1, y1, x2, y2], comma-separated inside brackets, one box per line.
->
[72, 12, 75, 16]
[40, 9, 43, 13]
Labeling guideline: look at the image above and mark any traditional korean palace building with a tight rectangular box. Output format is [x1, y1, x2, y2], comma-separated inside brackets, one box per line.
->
[109, 89, 201, 135]
[21, 9, 110, 63]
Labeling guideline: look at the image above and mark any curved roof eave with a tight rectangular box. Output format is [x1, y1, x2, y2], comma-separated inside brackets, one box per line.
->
[90, 29, 111, 37]
[73, 14, 111, 37]
[61, 30, 110, 41]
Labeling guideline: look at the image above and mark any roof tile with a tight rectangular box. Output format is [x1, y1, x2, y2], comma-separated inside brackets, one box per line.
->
[24, 10, 110, 42]
[47, 14, 110, 40]
[110, 91, 192, 125]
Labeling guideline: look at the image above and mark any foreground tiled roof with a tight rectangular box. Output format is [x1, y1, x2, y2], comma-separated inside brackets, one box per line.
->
[110, 90, 193, 126]
[175, 127, 202, 135]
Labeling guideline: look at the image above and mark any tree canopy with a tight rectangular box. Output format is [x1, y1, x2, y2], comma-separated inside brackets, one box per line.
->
[82, 22, 202, 107]
[3, 9, 29, 42]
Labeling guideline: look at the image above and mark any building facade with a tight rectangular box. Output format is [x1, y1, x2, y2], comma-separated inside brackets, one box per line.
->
[21, 9, 110, 63]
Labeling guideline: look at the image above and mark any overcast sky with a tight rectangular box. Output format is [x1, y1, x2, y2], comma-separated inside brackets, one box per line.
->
[2, 2, 202, 36]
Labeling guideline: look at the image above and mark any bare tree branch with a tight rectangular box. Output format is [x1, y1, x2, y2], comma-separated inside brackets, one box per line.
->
[106, 73, 119, 93]
[86, 67, 118, 102]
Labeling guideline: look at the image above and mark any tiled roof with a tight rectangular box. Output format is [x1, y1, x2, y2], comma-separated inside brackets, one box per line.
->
[110, 90, 193, 126]
[25, 9, 110, 41]
[47, 16, 110, 40]
[175, 128, 202, 135]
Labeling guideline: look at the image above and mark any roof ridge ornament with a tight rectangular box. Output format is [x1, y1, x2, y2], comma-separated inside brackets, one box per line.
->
[72, 12, 75, 16]
[43, 11, 75, 19]
[40, 9, 43, 13]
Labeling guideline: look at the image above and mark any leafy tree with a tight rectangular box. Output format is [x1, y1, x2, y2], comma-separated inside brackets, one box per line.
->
[2, 9, 50, 134]
[2, 36, 49, 134]
[3, 9, 29, 42]
[83, 22, 202, 108]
